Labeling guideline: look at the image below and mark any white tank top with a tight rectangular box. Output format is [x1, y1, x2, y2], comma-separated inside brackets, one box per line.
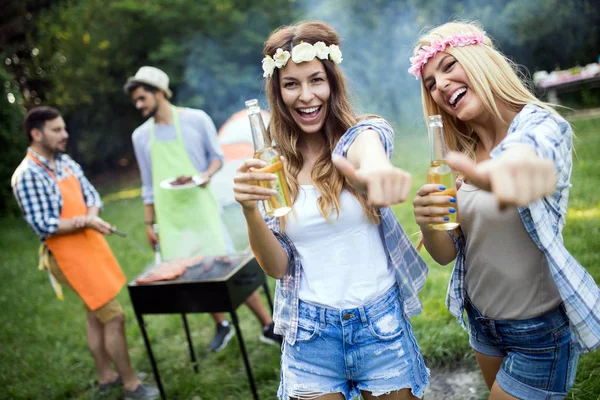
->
[285, 185, 395, 309]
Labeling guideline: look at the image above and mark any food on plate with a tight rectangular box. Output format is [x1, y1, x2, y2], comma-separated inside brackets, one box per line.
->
[171, 176, 194, 186]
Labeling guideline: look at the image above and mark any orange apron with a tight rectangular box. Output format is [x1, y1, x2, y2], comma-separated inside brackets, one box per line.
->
[28, 154, 125, 310]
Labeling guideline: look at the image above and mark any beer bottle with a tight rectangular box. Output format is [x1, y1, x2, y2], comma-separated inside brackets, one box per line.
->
[426, 115, 459, 230]
[245, 99, 292, 217]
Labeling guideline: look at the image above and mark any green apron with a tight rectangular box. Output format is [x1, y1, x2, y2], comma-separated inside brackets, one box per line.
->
[150, 106, 226, 260]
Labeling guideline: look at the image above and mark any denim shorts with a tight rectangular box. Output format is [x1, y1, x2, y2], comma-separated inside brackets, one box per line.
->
[465, 299, 580, 400]
[278, 284, 429, 399]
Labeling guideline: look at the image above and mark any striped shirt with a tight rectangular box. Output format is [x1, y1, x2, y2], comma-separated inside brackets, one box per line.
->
[11, 148, 103, 240]
[447, 104, 600, 352]
[262, 118, 429, 345]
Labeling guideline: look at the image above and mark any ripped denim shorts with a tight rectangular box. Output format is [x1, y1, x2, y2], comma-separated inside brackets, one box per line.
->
[278, 284, 429, 399]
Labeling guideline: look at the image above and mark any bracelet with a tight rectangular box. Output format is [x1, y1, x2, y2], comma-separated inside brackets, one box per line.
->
[144, 221, 154, 226]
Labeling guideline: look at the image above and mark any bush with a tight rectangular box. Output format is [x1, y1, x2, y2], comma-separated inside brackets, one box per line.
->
[0, 63, 27, 215]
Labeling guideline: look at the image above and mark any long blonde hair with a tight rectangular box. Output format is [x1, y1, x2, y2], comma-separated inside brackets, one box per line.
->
[264, 21, 379, 224]
[413, 21, 558, 159]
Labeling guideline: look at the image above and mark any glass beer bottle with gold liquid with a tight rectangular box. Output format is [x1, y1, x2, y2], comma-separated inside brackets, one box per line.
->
[426, 115, 459, 230]
[245, 99, 292, 217]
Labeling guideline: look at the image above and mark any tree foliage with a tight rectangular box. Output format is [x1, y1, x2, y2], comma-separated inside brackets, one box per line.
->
[0, 0, 598, 184]
[4, 0, 298, 174]
[0, 63, 26, 215]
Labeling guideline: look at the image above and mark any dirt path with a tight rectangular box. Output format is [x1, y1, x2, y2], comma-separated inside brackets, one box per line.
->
[424, 362, 487, 400]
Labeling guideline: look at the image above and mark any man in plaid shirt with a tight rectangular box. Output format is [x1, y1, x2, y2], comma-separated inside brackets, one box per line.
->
[11, 107, 158, 400]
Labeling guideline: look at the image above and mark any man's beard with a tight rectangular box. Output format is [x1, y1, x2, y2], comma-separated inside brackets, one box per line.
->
[41, 136, 67, 155]
[145, 104, 159, 119]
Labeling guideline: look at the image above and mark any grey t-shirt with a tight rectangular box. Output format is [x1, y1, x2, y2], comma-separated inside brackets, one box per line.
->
[131, 107, 224, 205]
[458, 182, 562, 320]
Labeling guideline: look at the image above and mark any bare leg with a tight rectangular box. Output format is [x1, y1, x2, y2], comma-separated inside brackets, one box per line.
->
[86, 312, 118, 384]
[361, 388, 420, 400]
[103, 314, 140, 391]
[474, 350, 504, 390]
[244, 290, 273, 326]
[489, 381, 519, 400]
[210, 312, 226, 324]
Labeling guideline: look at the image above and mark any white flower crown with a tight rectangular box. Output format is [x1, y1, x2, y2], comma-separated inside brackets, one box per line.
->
[262, 41, 343, 78]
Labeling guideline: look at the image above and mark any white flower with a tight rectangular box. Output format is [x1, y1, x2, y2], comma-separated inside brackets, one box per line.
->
[273, 48, 291, 68]
[329, 44, 343, 64]
[314, 41, 329, 60]
[291, 42, 317, 64]
[262, 55, 276, 78]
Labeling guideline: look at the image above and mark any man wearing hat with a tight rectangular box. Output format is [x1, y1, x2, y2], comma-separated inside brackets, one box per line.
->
[125, 66, 281, 352]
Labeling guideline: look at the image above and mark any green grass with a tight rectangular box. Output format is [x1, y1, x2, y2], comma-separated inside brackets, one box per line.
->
[391, 128, 474, 368]
[561, 118, 600, 400]
[0, 197, 282, 399]
[0, 118, 598, 399]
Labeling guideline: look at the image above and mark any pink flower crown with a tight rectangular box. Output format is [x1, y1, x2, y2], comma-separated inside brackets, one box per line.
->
[408, 32, 486, 79]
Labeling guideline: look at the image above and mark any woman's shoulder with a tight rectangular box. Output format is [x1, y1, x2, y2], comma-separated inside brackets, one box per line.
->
[336, 116, 395, 157]
[356, 113, 383, 122]
[351, 116, 394, 134]
[512, 104, 571, 135]
[355, 114, 388, 125]
[517, 104, 568, 125]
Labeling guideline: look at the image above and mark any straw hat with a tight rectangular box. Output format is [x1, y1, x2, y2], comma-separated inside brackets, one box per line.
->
[124, 66, 173, 98]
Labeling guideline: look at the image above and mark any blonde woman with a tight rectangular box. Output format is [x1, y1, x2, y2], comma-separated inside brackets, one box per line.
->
[410, 21, 600, 400]
[234, 21, 429, 399]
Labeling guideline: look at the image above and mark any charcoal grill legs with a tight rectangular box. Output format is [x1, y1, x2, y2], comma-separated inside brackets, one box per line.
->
[135, 312, 167, 400]
[134, 311, 259, 400]
[181, 313, 199, 373]
[230, 309, 259, 400]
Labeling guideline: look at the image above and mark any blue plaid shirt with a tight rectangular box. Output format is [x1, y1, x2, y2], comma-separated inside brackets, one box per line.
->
[447, 104, 600, 352]
[262, 118, 429, 345]
[11, 148, 103, 241]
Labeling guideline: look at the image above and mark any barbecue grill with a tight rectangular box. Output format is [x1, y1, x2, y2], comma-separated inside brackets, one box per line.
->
[128, 251, 274, 400]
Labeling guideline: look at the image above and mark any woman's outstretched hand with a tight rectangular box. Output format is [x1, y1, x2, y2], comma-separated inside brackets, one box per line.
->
[446, 146, 556, 208]
[332, 155, 412, 207]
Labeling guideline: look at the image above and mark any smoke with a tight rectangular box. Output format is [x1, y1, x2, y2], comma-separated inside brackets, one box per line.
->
[298, 0, 426, 131]
[176, 4, 289, 127]
[177, 35, 266, 128]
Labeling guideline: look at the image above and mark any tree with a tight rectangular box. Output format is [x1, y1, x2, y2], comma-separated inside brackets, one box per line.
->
[0, 63, 26, 214]
[10, 0, 298, 174]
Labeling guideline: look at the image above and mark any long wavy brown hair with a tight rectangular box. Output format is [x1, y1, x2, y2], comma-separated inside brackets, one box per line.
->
[264, 21, 379, 225]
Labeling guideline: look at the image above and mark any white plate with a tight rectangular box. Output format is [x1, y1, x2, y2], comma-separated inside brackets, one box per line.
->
[159, 175, 207, 190]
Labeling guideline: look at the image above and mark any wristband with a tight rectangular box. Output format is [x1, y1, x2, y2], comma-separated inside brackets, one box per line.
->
[144, 221, 154, 226]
